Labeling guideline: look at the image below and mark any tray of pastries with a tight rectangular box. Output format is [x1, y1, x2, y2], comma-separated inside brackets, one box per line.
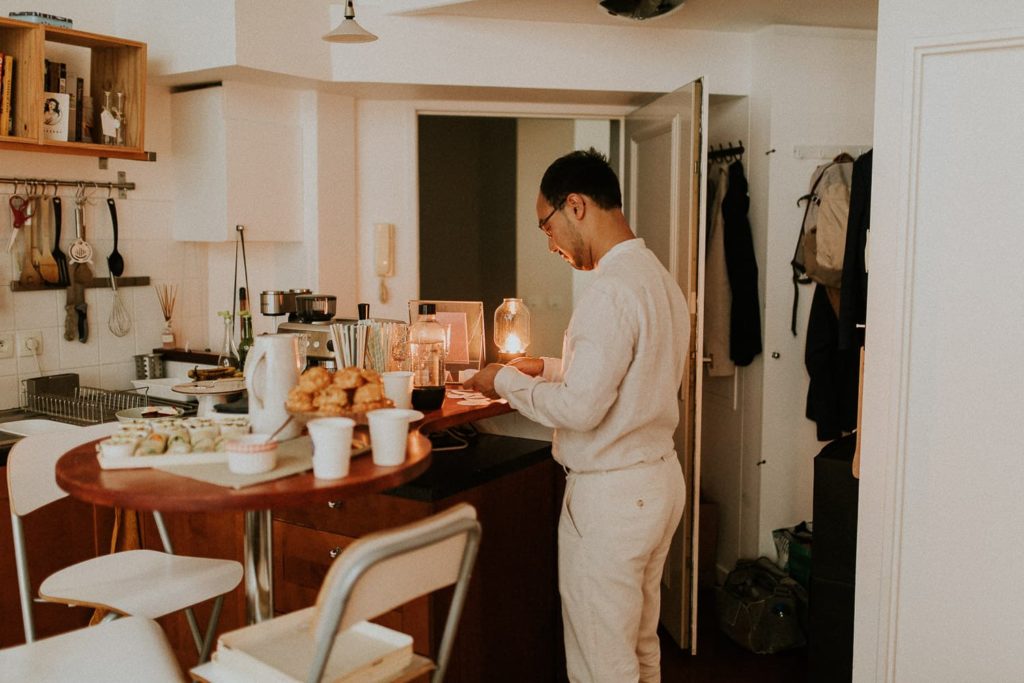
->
[286, 366, 392, 425]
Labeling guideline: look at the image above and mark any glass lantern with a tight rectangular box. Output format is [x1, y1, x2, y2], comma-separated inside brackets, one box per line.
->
[493, 297, 530, 362]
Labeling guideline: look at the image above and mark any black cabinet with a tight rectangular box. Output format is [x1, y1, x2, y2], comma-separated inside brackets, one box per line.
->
[810, 435, 858, 683]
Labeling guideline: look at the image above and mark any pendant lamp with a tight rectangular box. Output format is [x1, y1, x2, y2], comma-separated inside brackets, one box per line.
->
[323, 0, 377, 43]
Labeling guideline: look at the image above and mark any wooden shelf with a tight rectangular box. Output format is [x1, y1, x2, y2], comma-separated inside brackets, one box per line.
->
[0, 17, 146, 159]
[10, 275, 150, 291]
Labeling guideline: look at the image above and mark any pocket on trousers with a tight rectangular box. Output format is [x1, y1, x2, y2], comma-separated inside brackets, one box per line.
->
[562, 477, 583, 538]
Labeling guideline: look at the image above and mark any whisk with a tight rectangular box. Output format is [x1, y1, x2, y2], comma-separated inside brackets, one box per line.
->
[108, 274, 131, 337]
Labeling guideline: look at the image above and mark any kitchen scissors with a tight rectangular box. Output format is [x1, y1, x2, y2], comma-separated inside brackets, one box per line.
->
[8, 194, 35, 252]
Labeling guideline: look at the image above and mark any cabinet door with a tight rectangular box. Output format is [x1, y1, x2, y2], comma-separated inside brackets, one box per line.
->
[172, 82, 303, 242]
[272, 520, 430, 654]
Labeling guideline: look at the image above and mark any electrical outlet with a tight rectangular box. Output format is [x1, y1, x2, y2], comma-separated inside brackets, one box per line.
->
[0, 333, 14, 359]
[17, 331, 43, 357]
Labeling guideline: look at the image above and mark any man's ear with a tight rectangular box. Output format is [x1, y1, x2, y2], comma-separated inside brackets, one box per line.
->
[566, 193, 587, 219]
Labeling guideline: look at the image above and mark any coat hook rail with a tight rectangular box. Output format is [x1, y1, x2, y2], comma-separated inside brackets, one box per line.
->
[0, 175, 137, 195]
[708, 141, 745, 163]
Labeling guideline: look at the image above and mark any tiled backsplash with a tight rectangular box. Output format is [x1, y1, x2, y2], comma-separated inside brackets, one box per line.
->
[0, 196, 209, 410]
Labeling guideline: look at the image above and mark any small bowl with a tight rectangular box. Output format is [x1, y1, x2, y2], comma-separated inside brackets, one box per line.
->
[116, 406, 184, 423]
[99, 435, 139, 459]
[226, 434, 278, 474]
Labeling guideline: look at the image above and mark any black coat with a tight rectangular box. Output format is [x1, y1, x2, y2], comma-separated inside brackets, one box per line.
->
[721, 161, 762, 365]
[805, 284, 860, 441]
[838, 150, 872, 349]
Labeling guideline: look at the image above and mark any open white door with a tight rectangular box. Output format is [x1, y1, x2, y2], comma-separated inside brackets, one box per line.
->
[623, 77, 708, 652]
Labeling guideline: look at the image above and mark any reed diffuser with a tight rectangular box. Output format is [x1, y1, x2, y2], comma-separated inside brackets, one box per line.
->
[155, 284, 178, 349]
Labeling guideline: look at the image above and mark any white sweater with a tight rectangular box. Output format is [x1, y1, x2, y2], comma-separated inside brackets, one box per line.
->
[494, 238, 690, 473]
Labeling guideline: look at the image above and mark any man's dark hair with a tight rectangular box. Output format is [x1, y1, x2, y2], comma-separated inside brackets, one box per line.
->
[540, 148, 622, 210]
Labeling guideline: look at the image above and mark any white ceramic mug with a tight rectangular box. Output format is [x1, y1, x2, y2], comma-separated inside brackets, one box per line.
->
[368, 408, 423, 466]
[245, 334, 302, 441]
[381, 371, 414, 409]
[307, 417, 356, 479]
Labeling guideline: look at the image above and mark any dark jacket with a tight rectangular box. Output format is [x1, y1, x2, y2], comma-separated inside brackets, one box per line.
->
[721, 160, 762, 365]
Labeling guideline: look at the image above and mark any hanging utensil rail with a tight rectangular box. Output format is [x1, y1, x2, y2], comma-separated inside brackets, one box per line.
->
[0, 175, 136, 195]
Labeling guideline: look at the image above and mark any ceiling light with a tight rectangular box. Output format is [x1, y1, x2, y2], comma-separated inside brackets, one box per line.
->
[323, 0, 377, 43]
[599, 0, 686, 21]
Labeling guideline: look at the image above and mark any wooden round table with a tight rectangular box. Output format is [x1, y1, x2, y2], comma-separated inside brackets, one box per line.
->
[55, 429, 432, 623]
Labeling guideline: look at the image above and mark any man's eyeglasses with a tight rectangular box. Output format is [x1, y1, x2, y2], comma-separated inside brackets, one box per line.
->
[538, 205, 559, 235]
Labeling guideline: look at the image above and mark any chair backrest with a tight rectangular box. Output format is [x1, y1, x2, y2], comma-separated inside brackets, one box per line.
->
[7, 422, 118, 643]
[6, 423, 118, 517]
[309, 502, 481, 683]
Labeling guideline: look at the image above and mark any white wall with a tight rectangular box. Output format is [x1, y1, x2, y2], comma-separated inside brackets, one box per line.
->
[748, 26, 876, 557]
[516, 118, 574, 359]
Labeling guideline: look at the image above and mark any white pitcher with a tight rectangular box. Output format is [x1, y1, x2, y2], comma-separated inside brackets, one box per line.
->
[245, 333, 302, 440]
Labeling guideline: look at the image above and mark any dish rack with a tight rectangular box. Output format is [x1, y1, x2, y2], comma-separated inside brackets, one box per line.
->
[19, 373, 193, 425]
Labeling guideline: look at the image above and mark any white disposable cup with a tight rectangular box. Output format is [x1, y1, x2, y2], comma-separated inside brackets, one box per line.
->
[226, 434, 278, 474]
[381, 371, 414, 409]
[307, 417, 356, 479]
[368, 408, 421, 466]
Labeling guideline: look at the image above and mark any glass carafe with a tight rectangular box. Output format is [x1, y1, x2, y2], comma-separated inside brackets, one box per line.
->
[217, 311, 239, 367]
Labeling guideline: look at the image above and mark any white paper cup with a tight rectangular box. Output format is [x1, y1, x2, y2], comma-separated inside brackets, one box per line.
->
[368, 408, 423, 466]
[307, 417, 356, 479]
[226, 434, 278, 474]
[382, 371, 414, 409]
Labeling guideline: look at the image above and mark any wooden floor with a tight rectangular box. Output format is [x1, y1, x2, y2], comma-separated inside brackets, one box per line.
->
[659, 593, 808, 683]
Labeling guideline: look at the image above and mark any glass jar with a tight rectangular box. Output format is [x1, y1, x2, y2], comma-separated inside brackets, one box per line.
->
[493, 297, 531, 357]
[408, 303, 446, 410]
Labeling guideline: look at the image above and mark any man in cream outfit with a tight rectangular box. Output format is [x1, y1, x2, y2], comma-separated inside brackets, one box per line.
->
[466, 149, 688, 682]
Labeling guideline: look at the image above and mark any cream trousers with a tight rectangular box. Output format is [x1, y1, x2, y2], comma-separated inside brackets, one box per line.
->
[559, 455, 686, 683]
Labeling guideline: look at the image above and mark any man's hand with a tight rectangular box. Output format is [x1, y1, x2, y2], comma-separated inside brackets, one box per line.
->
[464, 363, 505, 399]
[507, 356, 543, 377]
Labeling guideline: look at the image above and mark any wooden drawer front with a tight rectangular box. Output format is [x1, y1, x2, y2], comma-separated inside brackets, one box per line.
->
[272, 521, 430, 655]
[273, 494, 430, 538]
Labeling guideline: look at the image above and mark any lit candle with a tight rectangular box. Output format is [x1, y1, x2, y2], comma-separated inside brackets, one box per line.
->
[502, 332, 525, 354]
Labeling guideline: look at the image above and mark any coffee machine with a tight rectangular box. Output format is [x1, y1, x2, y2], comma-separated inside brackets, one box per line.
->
[263, 294, 405, 370]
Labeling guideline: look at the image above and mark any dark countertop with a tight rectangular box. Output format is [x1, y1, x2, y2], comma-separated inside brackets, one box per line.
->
[385, 430, 552, 502]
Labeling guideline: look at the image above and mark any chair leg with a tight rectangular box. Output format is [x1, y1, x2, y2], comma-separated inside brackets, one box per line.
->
[184, 606, 204, 654]
[198, 595, 225, 663]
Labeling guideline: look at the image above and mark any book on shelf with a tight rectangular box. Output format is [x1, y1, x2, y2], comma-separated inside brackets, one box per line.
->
[74, 77, 84, 141]
[1, 54, 13, 137]
[42, 91, 70, 142]
[58, 62, 67, 94]
[7, 11, 73, 28]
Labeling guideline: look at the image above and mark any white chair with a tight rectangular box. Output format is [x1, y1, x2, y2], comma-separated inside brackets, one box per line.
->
[7, 425, 244, 662]
[191, 502, 481, 683]
[0, 615, 186, 682]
